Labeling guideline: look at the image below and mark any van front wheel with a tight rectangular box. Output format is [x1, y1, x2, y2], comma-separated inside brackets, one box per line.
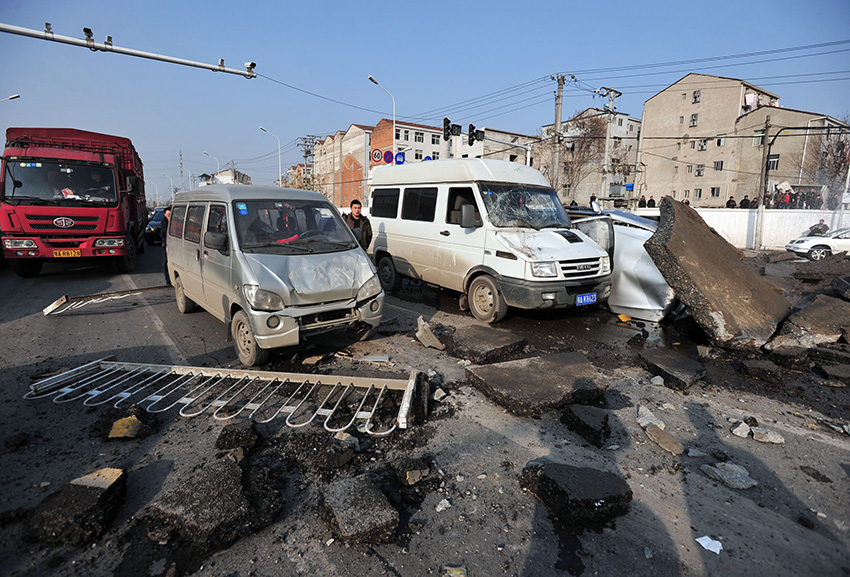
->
[377, 255, 401, 292]
[468, 275, 507, 323]
[232, 310, 270, 366]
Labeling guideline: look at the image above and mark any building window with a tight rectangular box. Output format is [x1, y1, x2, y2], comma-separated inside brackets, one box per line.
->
[693, 90, 701, 103]
[690, 141, 696, 149]
[717, 134, 726, 147]
[414, 131, 424, 143]
[431, 134, 440, 145]
[395, 128, 400, 141]
[403, 130, 409, 141]
[689, 113, 698, 127]
[698, 139, 707, 151]
[714, 161, 724, 171]
[694, 188, 702, 199]
[432, 151, 440, 160]
[677, 143, 682, 151]
[672, 190, 677, 198]
[674, 166, 679, 174]
[682, 93, 687, 100]
[753, 129, 765, 146]
[509, 154, 518, 162]
[414, 149, 423, 160]
[679, 116, 684, 125]
[711, 187, 721, 197]
[695, 164, 705, 177]
[684, 190, 690, 198]
[618, 118, 623, 126]
[767, 154, 779, 170]
[687, 165, 693, 174]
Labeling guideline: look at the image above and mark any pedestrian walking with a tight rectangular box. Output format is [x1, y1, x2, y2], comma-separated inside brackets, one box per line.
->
[161, 206, 172, 286]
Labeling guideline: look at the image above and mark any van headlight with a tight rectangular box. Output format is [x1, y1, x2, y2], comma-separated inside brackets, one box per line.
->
[357, 274, 382, 301]
[531, 261, 558, 278]
[600, 255, 611, 275]
[243, 284, 284, 311]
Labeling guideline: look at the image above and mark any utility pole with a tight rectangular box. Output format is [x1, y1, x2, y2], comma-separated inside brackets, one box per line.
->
[596, 87, 621, 200]
[179, 151, 184, 189]
[297, 135, 318, 191]
[551, 74, 565, 199]
[755, 117, 771, 249]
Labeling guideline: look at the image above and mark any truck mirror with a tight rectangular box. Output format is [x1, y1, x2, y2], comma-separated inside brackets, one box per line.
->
[460, 203, 476, 228]
[126, 176, 142, 195]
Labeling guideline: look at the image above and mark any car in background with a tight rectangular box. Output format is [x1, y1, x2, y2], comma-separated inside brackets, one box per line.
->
[785, 227, 850, 261]
[145, 208, 166, 244]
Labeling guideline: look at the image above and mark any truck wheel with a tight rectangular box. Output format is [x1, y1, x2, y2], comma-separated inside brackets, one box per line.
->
[377, 255, 401, 292]
[468, 275, 507, 323]
[115, 236, 137, 273]
[807, 246, 830, 261]
[232, 310, 269, 366]
[174, 277, 197, 313]
[9, 258, 43, 278]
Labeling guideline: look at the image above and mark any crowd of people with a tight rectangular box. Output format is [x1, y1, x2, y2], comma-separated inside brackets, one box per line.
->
[633, 188, 824, 209]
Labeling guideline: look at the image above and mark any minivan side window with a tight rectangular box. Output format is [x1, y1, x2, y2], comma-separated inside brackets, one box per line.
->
[401, 187, 438, 222]
[207, 204, 227, 234]
[169, 205, 186, 239]
[371, 188, 400, 218]
[446, 187, 478, 225]
[184, 205, 206, 244]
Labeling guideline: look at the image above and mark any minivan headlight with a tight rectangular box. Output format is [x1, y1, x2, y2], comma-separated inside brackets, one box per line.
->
[531, 261, 558, 278]
[357, 274, 382, 301]
[243, 284, 284, 311]
[600, 255, 611, 275]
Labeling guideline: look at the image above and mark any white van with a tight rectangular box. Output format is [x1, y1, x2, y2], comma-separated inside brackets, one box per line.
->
[167, 185, 383, 366]
[368, 159, 612, 323]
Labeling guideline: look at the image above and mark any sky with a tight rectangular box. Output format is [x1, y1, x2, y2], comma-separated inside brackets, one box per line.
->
[1, 0, 849, 200]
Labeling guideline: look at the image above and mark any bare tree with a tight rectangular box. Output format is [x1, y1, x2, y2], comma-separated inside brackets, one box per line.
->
[562, 112, 606, 203]
[791, 117, 850, 209]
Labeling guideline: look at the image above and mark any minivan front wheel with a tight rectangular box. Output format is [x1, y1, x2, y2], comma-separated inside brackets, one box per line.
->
[468, 275, 507, 323]
[232, 310, 270, 366]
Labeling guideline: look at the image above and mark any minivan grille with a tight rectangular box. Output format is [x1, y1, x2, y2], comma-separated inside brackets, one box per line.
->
[559, 257, 603, 279]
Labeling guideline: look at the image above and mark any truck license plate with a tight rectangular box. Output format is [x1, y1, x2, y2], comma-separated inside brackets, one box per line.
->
[53, 250, 81, 258]
[576, 292, 596, 306]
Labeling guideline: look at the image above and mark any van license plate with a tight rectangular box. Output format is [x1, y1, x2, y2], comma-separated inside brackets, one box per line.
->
[576, 292, 596, 306]
[53, 250, 81, 258]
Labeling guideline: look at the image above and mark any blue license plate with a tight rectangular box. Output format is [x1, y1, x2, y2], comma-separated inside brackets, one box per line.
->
[576, 292, 597, 306]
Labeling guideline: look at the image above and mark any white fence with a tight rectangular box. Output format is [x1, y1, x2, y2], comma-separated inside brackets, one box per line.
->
[634, 207, 849, 250]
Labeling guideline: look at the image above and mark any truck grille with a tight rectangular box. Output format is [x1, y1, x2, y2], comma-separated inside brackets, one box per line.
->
[26, 214, 100, 231]
[559, 257, 603, 279]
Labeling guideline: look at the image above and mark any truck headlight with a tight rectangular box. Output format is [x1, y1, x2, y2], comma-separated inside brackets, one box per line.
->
[4, 238, 37, 249]
[600, 255, 611, 275]
[244, 284, 284, 311]
[531, 261, 558, 278]
[357, 274, 382, 301]
[94, 238, 125, 247]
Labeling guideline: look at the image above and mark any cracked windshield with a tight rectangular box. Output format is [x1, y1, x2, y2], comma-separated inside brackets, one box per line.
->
[3, 161, 117, 205]
[479, 182, 571, 230]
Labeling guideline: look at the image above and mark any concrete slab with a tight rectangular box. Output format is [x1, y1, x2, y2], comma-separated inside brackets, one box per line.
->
[639, 348, 705, 391]
[815, 363, 850, 384]
[26, 467, 126, 545]
[466, 352, 609, 417]
[644, 197, 790, 350]
[644, 424, 684, 456]
[739, 359, 785, 387]
[321, 474, 398, 543]
[450, 324, 527, 365]
[560, 404, 611, 447]
[765, 294, 850, 351]
[520, 459, 632, 529]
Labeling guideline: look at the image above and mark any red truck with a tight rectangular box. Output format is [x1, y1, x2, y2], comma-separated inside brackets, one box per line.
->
[1, 127, 148, 277]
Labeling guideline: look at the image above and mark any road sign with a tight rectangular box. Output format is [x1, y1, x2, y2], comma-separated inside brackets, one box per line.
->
[395, 152, 405, 165]
[372, 149, 382, 162]
[384, 150, 394, 164]
[424, 156, 432, 161]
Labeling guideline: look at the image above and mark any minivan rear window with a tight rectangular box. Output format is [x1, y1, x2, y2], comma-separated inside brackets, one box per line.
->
[401, 187, 437, 222]
[169, 205, 186, 239]
[371, 188, 400, 218]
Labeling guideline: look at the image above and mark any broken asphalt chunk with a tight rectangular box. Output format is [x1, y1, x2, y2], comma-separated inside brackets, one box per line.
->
[466, 352, 609, 417]
[450, 324, 527, 364]
[643, 424, 683, 455]
[644, 197, 790, 350]
[560, 404, 611, 448]
[214, 420, 259, 452]
[415, 316, 445, 350]
[700, 461, 757, 489]
[639, 348, 705, 391]
[814, 363, 850, 384]
[321, 474, 399, 544]
[766, 295, 850, 352]
[738, 359, 785, 386]
[25, 468, 126, 545]
[398, 457, 430, 486]
[520, 459, 632, 529]
[636, 405, 666, 430]
[751, 427, 785, 444]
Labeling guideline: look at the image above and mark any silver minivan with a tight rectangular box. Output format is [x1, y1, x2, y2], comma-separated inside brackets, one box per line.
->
[166, 185, 383, 366]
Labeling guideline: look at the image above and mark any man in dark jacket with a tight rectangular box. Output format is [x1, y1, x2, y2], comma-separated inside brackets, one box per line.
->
[343, 199, 372, 250]
[161, 206, 171, 285]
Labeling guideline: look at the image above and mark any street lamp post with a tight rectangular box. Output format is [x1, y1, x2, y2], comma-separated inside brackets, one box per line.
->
[0, 94, 20, 102]
[150, 182, 159, 206]
[368, 75, 395, 161]
[203, 151, 220, 182]
[162, 174, 174, 202]
[259, 126, 282, 187]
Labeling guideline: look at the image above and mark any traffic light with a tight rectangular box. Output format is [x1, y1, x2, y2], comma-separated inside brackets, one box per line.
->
[443, 117, 451, 141]
[468, 123, 476, 146]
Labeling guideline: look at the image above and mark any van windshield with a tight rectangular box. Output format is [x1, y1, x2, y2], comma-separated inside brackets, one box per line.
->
[232, 199, 358, 254]
[478, 182, 571, 230]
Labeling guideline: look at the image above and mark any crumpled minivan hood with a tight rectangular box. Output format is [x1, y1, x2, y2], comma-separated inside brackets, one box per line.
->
[243, 250, 375, 306]
[496, 229, 602, 260]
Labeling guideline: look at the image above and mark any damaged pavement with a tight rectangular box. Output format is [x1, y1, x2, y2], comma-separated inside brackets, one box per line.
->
[1, 198, 849, 576]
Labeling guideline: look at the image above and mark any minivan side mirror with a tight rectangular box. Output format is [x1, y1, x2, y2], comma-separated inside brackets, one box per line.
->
[204, 231, 229, 254]
[460, 203, 477, 228]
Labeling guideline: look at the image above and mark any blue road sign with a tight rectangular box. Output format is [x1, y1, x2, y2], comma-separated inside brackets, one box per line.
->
[395, 152, 405, 165]
[384, 150, 394, 164]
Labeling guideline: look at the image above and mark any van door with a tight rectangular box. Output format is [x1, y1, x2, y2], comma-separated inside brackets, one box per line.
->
[435, 186, 486, 292]
[180, 203, 207, 306]
[200, 203, 231, 322]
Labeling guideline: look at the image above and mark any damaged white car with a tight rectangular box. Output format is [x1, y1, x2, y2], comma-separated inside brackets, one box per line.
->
[785, 227, 850, 261]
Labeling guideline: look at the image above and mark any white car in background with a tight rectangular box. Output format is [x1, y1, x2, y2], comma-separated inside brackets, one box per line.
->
[785, 227, 850, 260]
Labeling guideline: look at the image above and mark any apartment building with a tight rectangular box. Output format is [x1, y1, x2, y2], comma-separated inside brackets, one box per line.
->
[313, 124, 374, 207]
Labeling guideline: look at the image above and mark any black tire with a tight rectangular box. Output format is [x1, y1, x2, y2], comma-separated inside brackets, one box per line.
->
[9, 258, 43, 278]
[174, 276, 197, 313]
[467, 275, 508, 323]
[232, 310, 270, 367]
[115, 235, 137, 273]
[377, 255, 401, 292]
[807, 246, 830, 261]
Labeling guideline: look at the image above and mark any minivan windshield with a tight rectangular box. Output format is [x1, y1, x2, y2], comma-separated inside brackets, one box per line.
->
[233, 199, 359, 255]
[2, 160, 118, 206]
[479, 182, 571, 230]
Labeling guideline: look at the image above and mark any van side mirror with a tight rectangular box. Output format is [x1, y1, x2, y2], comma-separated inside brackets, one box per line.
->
[460, 203, 477, 228]
[204, 231, 229, 253]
